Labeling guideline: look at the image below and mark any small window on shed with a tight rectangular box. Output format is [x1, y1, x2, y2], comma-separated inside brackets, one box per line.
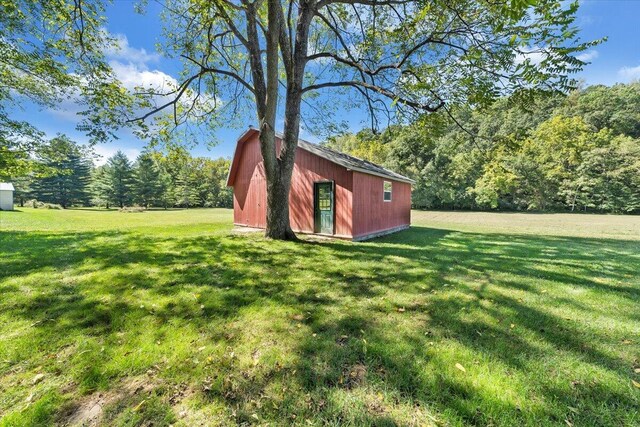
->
[383, 181, 392, 202]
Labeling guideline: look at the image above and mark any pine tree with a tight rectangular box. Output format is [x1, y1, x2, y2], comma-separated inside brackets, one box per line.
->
[89, 165, 112, 208]
[105, 151, 134, 208]
[134, 153, 165, 208]
[32, 135, 92, 208]
[12, 175, 35, 207]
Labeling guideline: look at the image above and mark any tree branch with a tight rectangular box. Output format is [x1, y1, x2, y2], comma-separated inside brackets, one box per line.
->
[302, 80, 444, 112]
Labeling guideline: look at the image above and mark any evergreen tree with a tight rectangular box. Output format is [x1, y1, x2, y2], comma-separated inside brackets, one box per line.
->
[105, 151, 134, 208]
[32, 135, 92, 208]
[134, 153, 164, 208]
[89, 165, 112, 208]
[12, 175, 34, 207]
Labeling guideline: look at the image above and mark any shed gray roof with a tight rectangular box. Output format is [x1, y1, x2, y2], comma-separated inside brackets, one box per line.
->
[0, 183, 14, 191]
[276, 132, 415, 185]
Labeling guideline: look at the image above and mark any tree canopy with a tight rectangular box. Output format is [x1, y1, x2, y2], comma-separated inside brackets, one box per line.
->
[327, 82, 640, 213]
[0, 0, 113, 176]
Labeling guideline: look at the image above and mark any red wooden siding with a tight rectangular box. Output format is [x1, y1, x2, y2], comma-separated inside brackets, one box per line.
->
[351, 172, 412, 239]
[232, 135, 267, 228]
[232, 131, 353, 237]
[290, 147, 353, 237]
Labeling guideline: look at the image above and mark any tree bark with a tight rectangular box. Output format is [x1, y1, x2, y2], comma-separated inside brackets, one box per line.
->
[264, 167, 296, 239]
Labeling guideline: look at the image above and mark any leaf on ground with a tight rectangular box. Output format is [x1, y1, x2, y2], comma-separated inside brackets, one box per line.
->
[32, 373, 45, 385]
[634, 368, 640, 373]
[510, 324, 515, 329]
[397, 307, 405, 312]
[622, 340, 632, 344]
[455, 363, 466, 373]
[632, 380, 640, 389]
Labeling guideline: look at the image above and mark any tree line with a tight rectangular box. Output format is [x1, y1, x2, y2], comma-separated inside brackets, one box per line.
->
[11, 136, 232, 209]
[325, 83, 640, 214]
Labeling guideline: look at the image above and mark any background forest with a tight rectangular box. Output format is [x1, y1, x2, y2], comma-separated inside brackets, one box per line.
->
[5, 82, 640, 213]
[8, 140, 232, 210]
[326, 82, 640, 213]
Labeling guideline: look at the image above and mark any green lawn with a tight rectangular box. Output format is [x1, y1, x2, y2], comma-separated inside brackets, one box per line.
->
[0, 208, 638, 426]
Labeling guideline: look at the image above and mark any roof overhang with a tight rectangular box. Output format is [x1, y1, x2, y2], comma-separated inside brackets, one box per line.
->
[344, 166, 416, 185]
[226, 128, 416, 187]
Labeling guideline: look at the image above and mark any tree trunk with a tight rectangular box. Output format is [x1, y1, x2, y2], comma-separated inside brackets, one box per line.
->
[264, 171, 296, 240]
[258, 127, 297, 240]
[246, 0, 311, 240]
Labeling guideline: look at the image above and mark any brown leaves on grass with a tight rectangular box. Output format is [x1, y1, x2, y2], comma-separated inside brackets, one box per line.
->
[340, 363, 367, 389]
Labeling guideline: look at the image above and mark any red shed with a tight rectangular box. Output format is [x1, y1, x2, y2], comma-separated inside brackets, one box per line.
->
[226, 128, 414, 241]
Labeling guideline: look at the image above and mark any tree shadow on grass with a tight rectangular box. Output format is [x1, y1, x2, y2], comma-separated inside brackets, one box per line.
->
[0, 226, 638, 425]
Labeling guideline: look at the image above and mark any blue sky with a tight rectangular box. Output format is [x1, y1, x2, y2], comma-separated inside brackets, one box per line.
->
[13, 0, 640, 164]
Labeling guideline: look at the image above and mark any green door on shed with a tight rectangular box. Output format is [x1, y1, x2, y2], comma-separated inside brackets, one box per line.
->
[314, 182, 334, 234]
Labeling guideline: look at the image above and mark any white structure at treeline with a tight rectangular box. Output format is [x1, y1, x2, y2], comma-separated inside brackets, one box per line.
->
[0, 183, 15, 211]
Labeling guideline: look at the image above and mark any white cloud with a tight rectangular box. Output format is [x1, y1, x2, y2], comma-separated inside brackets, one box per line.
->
[109, 60, 178, 93]
[105, 33, 160, 69]
[515, 48, 546, 66]
[576, 50, 598, 62]
[93, 145, 140, 166]
[45, 31, 217, 127]
[45, 33, 176, 123]
[105, 33, 178, 96]
[618, 65, 640, 82]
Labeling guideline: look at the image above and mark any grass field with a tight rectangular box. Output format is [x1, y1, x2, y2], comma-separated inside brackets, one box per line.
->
[0, 208, 638, 426]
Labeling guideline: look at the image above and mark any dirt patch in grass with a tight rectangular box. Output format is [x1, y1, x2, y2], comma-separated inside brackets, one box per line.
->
[58, 377, 162, 426]
[60, 391, 116, 426]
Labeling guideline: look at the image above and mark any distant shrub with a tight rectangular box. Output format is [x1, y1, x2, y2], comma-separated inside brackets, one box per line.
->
[118, 206, 145, 213]
[25, 199, 62, 209]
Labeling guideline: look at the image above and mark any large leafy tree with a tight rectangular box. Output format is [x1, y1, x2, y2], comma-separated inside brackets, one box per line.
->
[83, 0, 596, 239]
[559, 82, 640, 138]
[0, 0, 112, 177]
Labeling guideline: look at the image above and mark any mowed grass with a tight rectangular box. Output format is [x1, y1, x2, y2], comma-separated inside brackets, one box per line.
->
[0, 208, 638, 426]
